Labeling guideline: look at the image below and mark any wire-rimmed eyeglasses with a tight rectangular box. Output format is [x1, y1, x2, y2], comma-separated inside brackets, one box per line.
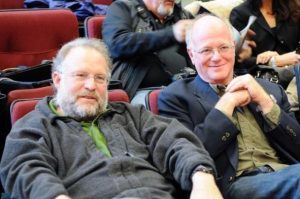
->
[60, 72, 109, 85]
[193, 44, 235, 58]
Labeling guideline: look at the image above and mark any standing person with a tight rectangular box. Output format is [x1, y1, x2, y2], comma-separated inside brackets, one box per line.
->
[0, 38, 222, 199]
[102, 0, 195, 98]
[229, 0, 300, 81]
[158, 14, 300, 199]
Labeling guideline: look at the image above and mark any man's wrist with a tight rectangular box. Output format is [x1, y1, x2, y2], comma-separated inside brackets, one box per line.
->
[192, 165, 215, 177]
[257, 94, 276, 114]
[191, 168, 215, 184]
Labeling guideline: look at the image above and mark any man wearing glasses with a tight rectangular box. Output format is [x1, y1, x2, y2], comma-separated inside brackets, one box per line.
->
[158, 14, 300, 199]
[0, 38, 222, 199]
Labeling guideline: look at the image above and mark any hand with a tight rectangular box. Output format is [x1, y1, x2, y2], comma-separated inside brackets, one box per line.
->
[237, 29, 256, 63]
[215, 90, 251, 116]
[226, 74, 274, 113]
[256, 51, 279, 65]
[238, 40, 255, 63]
[172, 19, 192, 43]
[55, 195, 72, 199]
[190, 172, 223, 199]
[275, 52, 300, 67]
[245, 29, 256, 40]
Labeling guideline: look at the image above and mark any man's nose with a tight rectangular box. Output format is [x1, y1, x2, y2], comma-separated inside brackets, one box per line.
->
[84, 77, 97, 90]
[211, 49, 222, 60]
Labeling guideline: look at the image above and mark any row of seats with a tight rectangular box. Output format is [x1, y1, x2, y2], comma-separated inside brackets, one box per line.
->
[9, 86, 160, 125]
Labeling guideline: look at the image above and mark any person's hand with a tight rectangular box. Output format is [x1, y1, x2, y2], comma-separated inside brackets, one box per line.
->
[238, 40, 255, 63]
[226, 74, 274, 114]
[244, 29, 256, 40]
[172, 19, 192, 43]
[55, 195, 72, 199]
[256, 51, 279, 65]
[274, 51, 300, 67]
[190, 172, 223, 199]
[215, 90, 251, 116]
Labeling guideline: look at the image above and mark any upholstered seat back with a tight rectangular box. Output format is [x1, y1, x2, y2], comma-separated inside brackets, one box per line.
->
[0, 0, 24, 9]
[0, 9, 79, 70]
[92, 0, 112, 5]
[84, 15, 105, 39]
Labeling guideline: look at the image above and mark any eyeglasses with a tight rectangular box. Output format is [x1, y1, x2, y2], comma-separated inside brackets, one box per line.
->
[193, 44, 234, 58]
[61, 72, 108, 85]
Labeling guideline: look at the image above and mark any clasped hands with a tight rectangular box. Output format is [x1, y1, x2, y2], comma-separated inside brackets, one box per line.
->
[215, 74, 274, 116]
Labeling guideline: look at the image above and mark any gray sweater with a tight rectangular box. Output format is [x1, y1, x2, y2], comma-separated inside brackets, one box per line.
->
[0, 97, 215, 199]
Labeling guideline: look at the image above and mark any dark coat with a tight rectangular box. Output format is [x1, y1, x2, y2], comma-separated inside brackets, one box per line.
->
[158, 75, 300, 195]
[0, 97, 215, 199]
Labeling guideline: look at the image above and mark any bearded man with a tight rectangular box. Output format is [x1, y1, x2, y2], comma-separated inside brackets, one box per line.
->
[0, 38, 222, 199]
[102, 0, 196, 99]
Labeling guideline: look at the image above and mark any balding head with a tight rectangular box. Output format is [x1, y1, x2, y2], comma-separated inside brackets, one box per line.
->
[186, 14, 236, 85]
[186, 14, 234, 50]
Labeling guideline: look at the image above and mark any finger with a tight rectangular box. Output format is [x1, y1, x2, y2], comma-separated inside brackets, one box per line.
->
[246, 29, 256, 38]
[226, 76, 246, 92]
[247, 40, 256, 48]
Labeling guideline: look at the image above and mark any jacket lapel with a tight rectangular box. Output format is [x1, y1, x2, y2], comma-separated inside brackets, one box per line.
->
[191, 76, 219, 112]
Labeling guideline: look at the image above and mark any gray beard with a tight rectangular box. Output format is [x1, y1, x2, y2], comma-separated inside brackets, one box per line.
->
[157, 3, 174, 17]
[54, 90, 108, 121]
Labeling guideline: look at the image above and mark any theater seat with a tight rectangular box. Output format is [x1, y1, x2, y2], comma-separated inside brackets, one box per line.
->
[145, 89, 161, 115]
[7, 85, 54, 105]
[108, 89, 130, 103]
[92, 0, 112, 6]
[84, 15, 105, 39]
[10, 98, 40, 125]
[0, 9, 79, 70]
[10, 89, 129, 124]
[0, 0, 24, 9]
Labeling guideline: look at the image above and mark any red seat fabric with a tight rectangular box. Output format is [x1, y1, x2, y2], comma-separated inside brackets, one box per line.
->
[10, 98, 39, 125]
[108, 89, 129, 103]
[146, 89, 161, 115]
[0, 9, 79, 70]
[0, 0, 24, 9]
[84, 15, 105, 39]
[10, 89, 129, 124]
[92, 0, 112, 6]
[7, 85, 54, 105]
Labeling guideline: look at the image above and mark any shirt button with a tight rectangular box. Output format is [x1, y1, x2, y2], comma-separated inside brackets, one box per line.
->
[225, 132, 230, 137]
[229, 176, 234, 182]
[280, 40, 284, 44]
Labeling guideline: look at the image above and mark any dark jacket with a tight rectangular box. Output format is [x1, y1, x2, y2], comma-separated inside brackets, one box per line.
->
[0, 97, 215, 199]
[102, 0, 194, 98]
[158, 75, 300, 195]
[230, 1, 300, 74]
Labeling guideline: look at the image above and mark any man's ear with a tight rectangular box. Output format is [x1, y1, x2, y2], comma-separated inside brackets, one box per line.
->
[52, 71, 61, 89]
[187, 48, 195, 65]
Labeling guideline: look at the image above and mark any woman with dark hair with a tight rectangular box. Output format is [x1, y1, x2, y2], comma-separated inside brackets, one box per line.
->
[230, 0, 300, 79]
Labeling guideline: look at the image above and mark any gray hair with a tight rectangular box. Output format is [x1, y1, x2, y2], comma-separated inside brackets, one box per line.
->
[185, 13, 235, 49]
[52, 38, 112, 79]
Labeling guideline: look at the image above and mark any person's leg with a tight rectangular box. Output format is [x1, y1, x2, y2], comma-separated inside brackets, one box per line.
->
[226, 164, 300, 199]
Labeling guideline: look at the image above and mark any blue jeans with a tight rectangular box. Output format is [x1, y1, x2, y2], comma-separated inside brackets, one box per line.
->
[226, 164, 300, 199]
